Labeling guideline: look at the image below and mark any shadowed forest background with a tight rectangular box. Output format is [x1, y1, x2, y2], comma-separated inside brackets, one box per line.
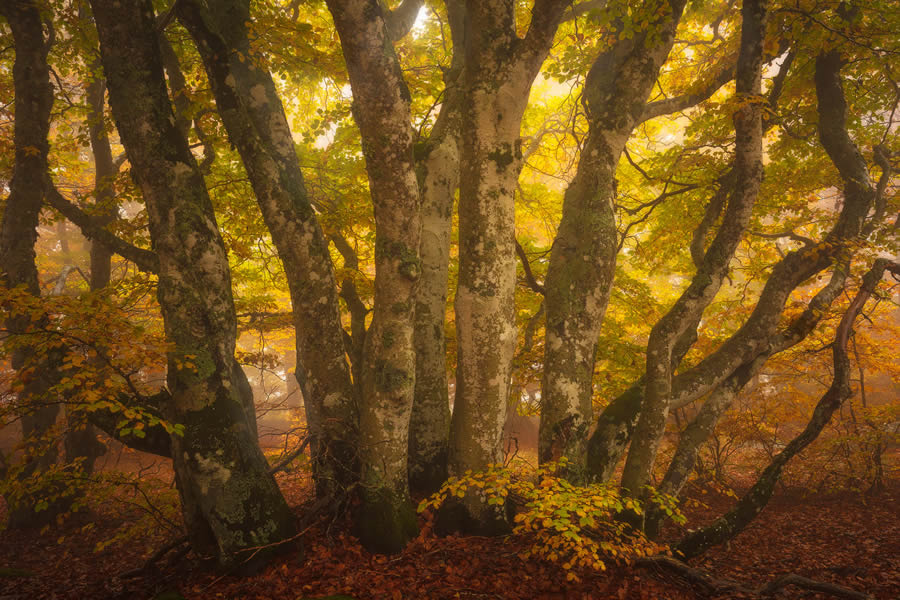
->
[0, 0, 898, 598]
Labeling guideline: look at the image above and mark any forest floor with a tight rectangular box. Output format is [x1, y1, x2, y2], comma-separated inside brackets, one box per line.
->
[1, 466, 898, 600]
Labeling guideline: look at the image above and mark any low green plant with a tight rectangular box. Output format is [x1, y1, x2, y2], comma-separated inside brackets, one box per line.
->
[419, 459, 685, 580]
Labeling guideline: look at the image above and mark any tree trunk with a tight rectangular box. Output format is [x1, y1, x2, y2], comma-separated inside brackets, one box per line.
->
[448, 0, 569, 534]
[176, 0, 358, 500]
[408, 0, 466, 496]
[652, 261, 850, 514]
[325, 0, 423, 553]
[408, 104, 459, 495]
[674, 46, 888, 559]
[64, 40, 117, 473]
[88, 0, 296, 567]
[539, 0, 687, 481]
[85, 70, 117, 291]
[0, 0, 69, 530]
[621, 0, 768, 496]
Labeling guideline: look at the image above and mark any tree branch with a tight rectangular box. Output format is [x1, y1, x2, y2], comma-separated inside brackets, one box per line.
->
[43, 177, 159, 273]
[641, 61, 734, 123]
[515, 239, 545, 295]
[561, 0, 608, 23]
[675, 259, 897, 560]
[88, 389, 173, 458]
[381, 0, 424, 41]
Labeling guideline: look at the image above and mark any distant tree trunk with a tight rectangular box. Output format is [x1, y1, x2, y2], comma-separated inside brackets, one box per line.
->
[448, 0, 570, 534]
[408, 0, 466, 496]
[64, 34, 116, 473]
[175, 0, 359, 500]
[539, 0, 687, 481]
[84, 75, 116, 291]
[0, 0, 67, 530]
[88, 0, 296, 567]
[676, 258, 898, 559]
[326, 0, 423, 553]
[621, 0, 768, 496]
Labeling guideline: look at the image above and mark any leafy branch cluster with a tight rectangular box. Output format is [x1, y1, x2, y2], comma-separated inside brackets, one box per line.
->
[419, 459, 684, 580]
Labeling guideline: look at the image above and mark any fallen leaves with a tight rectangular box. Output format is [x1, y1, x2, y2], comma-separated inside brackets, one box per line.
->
[1, 476, 897, 599]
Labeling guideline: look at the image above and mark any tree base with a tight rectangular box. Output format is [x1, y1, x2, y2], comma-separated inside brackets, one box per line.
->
[354, 487, 418, 554]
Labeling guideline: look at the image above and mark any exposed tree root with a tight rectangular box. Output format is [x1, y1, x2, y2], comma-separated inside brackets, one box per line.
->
[635, 555, 874, 599]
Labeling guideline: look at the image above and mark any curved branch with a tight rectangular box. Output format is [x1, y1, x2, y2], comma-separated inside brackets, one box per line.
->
[641, 62, 734, 123]
[44, 178, 159, 273]
[515, 239, 545, 295]
[88, 391, 173, 458]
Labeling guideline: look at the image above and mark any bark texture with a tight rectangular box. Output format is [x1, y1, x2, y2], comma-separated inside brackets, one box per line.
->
[88, 0, 296, 566]
[326, 0, 422, 552]
[176, 0, 358, 500]
[539, 0, 687, 481]
[408, 96, 459, 495]
[448, 0, 571, 533]
[408, 0, 466, 496]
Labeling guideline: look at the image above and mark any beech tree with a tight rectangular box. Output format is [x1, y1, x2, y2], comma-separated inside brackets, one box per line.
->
[446, 0, 572, 533]
[86, 0, 297, 566]
[539, 0, 692, 480]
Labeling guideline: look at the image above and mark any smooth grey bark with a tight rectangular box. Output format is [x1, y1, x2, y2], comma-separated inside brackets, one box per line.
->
[407, 106, 458, 495]
[88, 0, 296, 567]
[676, 258, 899, 560]
[0, 0, 64, 529]
[539, 0, 687, 481]
[621, 0, 768, 495]
[326, 0, 422, 553]
[408, 0, 466, 496]
[175, 0, 359, 500]
[448, 0, 571, 534]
